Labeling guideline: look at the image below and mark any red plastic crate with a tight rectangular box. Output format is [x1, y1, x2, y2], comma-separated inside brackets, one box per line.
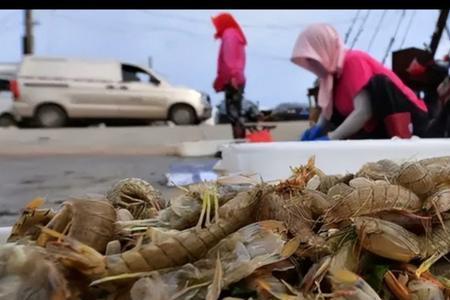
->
[246, 129, 273, 143]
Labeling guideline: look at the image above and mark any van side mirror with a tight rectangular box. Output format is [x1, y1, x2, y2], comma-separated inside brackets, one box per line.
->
[150, 77, 161, 85]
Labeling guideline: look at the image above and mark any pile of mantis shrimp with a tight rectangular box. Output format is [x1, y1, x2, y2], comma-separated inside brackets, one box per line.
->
[3, 155, 450, 300]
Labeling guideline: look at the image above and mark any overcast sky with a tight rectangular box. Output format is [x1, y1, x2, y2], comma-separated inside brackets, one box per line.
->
[0, 10, 449, 109]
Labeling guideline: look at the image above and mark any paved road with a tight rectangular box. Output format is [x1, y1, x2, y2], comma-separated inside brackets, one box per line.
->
[0, 121, 309, 227]
[0, 121, 307, 156]
[0, 155, 214, 226]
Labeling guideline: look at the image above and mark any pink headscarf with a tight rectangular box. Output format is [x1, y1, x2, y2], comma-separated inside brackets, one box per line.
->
[291, 23, 346, 120]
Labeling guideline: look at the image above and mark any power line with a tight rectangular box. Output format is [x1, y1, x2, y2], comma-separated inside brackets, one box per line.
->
[46, 11, 291, 63]
[350, 10, 371, 49]
[382, 10, 406, 65]
[142, 10, 361, 32]
[398, 10, 416, 49]
[51, 10, 362, 42]
[367, 10, 387, 52]
[51, 12, 202, 37]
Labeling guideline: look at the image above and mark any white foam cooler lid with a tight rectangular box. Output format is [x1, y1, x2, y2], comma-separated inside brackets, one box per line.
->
[0, 227, 12, 244]
[217, 138, 450, 181]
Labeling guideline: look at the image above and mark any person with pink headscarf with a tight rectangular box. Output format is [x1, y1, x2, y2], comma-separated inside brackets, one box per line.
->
[291, 23, 429, 140]
[212, 12, 247, 139]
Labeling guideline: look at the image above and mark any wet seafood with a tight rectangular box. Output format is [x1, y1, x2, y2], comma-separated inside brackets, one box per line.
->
[356, 159, 400, 182]
[328, 240, 359, 275]
[107, 178, 166, 219]
[330, 269, 382, 300]
[256, 190, 315, 242]
[327, 183, 354, 200]
[408, 279, 445, 300]
[37, 198, 116, 253]
[357, 159, 438, 196]
[46, 187, 266, 278]
[117, 183, 240, 231]
[423, 186, 450, 215]
[353, 216, 422, 262]
[396, 161, 435, 196]
[325, 183, 422, 226]
[424, 163, 450, 189]
[393, 157, 450, 195]
[276, 156, 318, 194]
[106, 187, 265, 276]
[105, 221, 294, 300]
[4, 155, 450, 299]
[354, 216, 450, 262]
[418, 156, 450, 166]
[302, 189, 332, 217]
[421, 218, 450, 256]
[317, 173, 354, 194]
[0, 243, 70, 300]
[7, 198, 55, 242]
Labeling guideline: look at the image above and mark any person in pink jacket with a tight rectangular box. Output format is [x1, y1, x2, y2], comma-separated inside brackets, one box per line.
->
[291, 23, 430, 141]
[212, 12, 247, 139]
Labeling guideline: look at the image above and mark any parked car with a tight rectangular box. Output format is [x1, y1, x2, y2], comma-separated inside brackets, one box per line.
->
[269, 102, 309, 121]
[215, 98, 260, 124]
[12, 56, 212, 128]
[0, 78, 16, 127]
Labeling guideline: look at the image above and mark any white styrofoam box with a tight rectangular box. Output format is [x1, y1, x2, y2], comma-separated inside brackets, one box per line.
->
[0, 227, 11, 244]
[218, 139, 450, 181]
[176, 139, 244, 157]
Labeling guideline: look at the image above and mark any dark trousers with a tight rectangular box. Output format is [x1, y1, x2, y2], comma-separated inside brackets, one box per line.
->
[224, 85, 246, 139]
[426, 100, 450, 137]
[366, 75, 430, 137]
[332, 75, 430, 139]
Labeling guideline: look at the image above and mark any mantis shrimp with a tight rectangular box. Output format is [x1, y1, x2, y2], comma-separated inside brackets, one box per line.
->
[107, 177, 166, 219]
[43, 186, 269, 279]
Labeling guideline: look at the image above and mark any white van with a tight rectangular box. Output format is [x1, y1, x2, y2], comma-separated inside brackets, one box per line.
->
[0, 64, 19, 127]
[0, 78, 15, 127]
[12, 56, 211, 127]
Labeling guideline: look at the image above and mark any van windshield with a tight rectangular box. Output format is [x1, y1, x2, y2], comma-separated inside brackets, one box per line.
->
[121, 64, 160, 85]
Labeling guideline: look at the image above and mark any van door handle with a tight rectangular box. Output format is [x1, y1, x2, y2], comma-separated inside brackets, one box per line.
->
[106, 85, 115, 89]
[119, 86, 128, 90]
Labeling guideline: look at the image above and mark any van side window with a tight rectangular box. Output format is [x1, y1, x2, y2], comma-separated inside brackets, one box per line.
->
[0, 80, 9, 91]
[121, 64, 160, 85]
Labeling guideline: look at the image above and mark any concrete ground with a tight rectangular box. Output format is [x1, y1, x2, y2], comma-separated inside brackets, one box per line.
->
[0, 155, 212, 226]
[0, 121, 308, 155]
[0, 121, 309, 226]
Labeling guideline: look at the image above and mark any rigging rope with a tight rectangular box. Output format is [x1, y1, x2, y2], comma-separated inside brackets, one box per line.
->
[350, 10, 371, 49]
[398, 10, 416, 49]
[344, 10, 361, 44]
[382, 10, 407, 65]
[367, 10, 388, 52]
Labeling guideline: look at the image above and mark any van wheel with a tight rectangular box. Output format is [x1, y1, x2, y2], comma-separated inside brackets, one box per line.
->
[0, 114, 16, 127]
[35, 105, 67, 128]
[169, 105, 197, 125]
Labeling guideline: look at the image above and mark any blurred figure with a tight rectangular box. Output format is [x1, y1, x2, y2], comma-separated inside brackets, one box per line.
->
[291, 23, 429, 141]
[428, 50, 450, 137]
[212, 12, 247, 139]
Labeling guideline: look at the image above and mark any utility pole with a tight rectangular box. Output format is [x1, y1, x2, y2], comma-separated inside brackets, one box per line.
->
[429, 9, 449, 58]
[23, 10, 34, 55]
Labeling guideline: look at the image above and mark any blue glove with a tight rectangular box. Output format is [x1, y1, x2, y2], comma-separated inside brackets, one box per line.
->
[300, 124, 324, 141]
[314, 135, 330, 141]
